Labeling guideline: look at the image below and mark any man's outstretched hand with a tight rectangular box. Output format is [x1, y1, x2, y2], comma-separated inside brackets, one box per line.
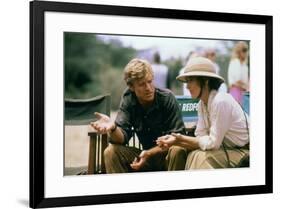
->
[90, 112, 115, 134]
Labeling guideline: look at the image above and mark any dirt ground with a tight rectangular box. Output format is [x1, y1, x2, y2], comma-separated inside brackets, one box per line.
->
[64, 111, 119, 168]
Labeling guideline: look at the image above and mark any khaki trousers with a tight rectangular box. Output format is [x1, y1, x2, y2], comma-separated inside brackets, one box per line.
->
[186, 147, 249, 169]
[104, 144, 188, 173]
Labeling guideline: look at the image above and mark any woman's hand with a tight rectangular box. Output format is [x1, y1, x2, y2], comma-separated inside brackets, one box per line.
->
[156, 134, 177, 150]
[235, 80, 248, 91]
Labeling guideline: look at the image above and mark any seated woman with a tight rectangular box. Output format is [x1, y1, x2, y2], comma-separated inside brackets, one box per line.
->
[156, 57, 249, 169]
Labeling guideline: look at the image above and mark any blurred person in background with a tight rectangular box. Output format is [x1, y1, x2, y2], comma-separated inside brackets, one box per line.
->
[151, 52, 170, 89]
[91, 58, 187, 173]
[179, 51, 199, 96]
[227, 41, 249, 104]
[204, 48, 227, 93]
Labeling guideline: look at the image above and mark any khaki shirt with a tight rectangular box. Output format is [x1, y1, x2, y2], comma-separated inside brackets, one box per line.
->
[115, 88, 185, 150]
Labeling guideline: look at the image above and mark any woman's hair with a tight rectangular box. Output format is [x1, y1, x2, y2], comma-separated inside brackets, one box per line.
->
[195, 76, 223, 91]
[124, 58, 154, 86]
[231, 41, 249, 63]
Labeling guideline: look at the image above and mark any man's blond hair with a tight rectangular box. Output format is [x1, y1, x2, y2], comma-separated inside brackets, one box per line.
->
[124, 58, 154, 86]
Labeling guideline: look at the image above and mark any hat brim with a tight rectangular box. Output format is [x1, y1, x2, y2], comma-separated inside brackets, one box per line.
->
[176, 71, 225, 83]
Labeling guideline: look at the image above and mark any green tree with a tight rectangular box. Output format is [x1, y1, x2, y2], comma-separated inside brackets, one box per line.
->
[64, 33, 136, 110]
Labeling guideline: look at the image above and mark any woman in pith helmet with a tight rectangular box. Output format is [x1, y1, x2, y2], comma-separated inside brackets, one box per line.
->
[157, 57, 249, 169]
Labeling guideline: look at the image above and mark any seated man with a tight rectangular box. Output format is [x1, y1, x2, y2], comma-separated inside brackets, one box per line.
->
[91, 58, 187, 173]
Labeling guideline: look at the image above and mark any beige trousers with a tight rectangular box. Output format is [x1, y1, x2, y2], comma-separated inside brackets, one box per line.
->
[186, 147, 249, 169]
[104, 144, 188, 173]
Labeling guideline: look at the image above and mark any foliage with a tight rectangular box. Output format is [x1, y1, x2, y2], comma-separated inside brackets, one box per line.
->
[64, 33, 136, 110]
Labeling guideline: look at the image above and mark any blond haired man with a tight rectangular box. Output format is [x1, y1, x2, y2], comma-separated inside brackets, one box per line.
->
[91, 58, 186, 173]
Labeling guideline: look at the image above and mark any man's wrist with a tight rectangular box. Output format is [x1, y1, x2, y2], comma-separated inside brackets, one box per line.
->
[110, 123, 117, 133]
[174, 135, 180, 145]
[140, 150, 151, 159]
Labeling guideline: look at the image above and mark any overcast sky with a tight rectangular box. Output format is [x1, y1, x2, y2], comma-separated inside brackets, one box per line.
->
[98, 34, 233, 60]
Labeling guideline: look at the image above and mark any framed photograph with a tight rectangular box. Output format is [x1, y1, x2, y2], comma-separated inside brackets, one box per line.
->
[30, 0, 273, 208]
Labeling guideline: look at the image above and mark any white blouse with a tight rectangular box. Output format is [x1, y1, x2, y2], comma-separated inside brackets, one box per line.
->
[195, 90, 249, 150]
[228, 58, 249, 87]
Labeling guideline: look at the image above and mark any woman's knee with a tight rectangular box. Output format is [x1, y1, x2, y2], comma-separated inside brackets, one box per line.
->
[186, 149, 227, 169]
[185, 150, 208, 169]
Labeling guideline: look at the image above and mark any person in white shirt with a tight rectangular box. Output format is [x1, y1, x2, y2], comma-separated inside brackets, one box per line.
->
[204, 48, 227, 93]
[151, 52, 170, 89]
[228, 41, 249, 104]
[156, 57, 249, 169]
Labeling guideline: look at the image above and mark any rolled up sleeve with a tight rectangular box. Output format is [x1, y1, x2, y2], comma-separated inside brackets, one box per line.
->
[115, 104, 133, 145]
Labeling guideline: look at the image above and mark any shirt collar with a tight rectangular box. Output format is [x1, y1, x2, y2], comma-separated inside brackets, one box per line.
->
[129, 88, 160, 111]
[201, 90, 218, 112]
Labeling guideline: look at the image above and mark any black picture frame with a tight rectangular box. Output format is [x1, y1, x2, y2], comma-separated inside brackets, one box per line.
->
[30, 0, 273, 208]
